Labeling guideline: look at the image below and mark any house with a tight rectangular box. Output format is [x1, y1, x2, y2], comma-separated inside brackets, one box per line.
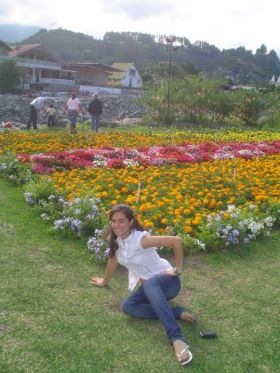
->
[108, 63, 142, 88]
[270, 75, 276, 85]
[269, 75, 280, 87]
[8, 43, 76, 88]
[64, 63, 121, 87]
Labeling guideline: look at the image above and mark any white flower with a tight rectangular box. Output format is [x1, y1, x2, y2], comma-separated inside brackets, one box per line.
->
[263, 216, 275, 228]
[194, 238, 206, 250]
[40, 213, 50, 221]
[123, 159, 140, 167]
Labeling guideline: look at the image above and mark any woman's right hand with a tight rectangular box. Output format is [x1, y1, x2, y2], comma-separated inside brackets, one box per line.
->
[91, 277, 108, 287]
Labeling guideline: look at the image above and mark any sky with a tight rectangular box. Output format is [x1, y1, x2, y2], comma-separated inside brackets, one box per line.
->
[0, 0, 279, 53]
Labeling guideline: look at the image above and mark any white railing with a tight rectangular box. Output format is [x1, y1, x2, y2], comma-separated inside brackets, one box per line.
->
[40, 78, 75, 85]
[79, 85, 122, 95]
[13, 57, 61, 70]
[0, 55, 62, 70]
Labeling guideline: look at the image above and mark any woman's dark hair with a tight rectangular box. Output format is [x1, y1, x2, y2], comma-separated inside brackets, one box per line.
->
[107, 204, 144, 258]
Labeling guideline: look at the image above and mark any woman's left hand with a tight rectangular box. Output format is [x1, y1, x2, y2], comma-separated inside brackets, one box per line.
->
[91, 277, 108, 287]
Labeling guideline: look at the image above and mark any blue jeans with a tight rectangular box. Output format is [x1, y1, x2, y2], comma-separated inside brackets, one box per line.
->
[122, 274, 186, 343]
[91, 114, 100, 132]
[68, 110, 78, 127]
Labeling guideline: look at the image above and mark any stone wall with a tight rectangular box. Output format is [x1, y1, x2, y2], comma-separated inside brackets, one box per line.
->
[0, 93, 147, 129]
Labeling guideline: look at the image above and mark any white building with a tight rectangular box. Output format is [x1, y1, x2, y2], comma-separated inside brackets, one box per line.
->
[108, 63, 142, 88]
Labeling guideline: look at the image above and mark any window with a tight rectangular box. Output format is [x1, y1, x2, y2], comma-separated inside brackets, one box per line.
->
[129, 68, 136, 77]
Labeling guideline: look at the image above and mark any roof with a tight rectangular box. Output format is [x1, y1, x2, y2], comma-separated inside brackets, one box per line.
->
[64, 63, 111, 76]
[64, 63, 122, 74]
[110, 62, 137, 80]
[9, 44, 42, 57]
[8, 44, 58, 62]
[112, 62, 136, 70]
[0, 40, 12, 51]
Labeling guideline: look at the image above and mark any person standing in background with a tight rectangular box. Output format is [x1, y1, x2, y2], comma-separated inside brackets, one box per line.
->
[88, 93, 103, 132]
[26, 96, 48, 130]
[65, 92, 82, 134]
[46, 103, 56, 127]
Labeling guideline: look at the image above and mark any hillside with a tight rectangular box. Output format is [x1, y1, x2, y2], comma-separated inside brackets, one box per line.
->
[19, 28, 280, 84]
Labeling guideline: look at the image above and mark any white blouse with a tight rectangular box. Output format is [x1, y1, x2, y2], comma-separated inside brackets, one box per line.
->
[116, 230, 172, 291]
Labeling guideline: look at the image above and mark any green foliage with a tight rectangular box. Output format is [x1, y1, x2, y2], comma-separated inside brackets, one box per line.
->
[141, 61, 200, 83]
[0, 59, 20, 93]
[232, 90, 266, 125]
[22, 184, 107, 239]
[140, 80, 177, 123]
[23, 177, 60, 204]
[179, 75, 231, 123]
[142, 74, 280, 126]
[55, 196, 106, 237]
[259, 201, 280, 225]
[22, 28, 103, 62]
[142, 75, 235, 124]
[194, 205, 276, 252]
[0, 153, 34, 185]
[259, 89, 280, 129]
[181, 233, 208, 255]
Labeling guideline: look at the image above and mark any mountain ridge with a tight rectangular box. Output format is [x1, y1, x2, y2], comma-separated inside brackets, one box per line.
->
[0, 24, 41, 43]
[1, 26, 280, 84]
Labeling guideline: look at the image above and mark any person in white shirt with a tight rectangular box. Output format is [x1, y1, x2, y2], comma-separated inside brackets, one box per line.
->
[65, 92, 82, 134]
[91, 204, 195, 366]
[27, 96, 48, 130]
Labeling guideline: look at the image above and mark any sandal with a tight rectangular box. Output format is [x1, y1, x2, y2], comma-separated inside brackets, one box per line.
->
[174, 342, 193, 365]
[180, 311, 197, 325]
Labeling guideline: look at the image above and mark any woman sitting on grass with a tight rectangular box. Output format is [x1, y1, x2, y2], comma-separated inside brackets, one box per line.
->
[91, 204, 196, 366]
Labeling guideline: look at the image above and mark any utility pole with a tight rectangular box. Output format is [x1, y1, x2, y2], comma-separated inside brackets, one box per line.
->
[165, 37, 177, 124]
[166, 38, 172, 124]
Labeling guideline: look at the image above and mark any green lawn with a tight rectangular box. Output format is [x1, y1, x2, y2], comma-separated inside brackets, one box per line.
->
[0, 177, 279, 373]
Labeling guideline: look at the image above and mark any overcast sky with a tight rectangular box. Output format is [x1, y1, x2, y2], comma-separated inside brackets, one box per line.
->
[0, 0, 279, 52]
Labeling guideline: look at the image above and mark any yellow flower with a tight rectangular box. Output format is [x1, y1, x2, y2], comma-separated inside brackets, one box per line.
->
[184, 226, 192, 233]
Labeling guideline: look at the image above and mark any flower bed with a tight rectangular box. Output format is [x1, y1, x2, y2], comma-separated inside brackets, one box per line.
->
[0, 129, 279, 258]
[17, 140, 280, 174]
[1, 130, 280, 155]
[50, 154, 280, 226]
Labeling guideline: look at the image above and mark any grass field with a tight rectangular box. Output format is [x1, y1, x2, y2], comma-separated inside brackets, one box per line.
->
[0, 176, 279, 373]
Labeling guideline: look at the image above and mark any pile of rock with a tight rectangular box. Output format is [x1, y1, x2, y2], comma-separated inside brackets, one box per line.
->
[0, 93, 147, 130]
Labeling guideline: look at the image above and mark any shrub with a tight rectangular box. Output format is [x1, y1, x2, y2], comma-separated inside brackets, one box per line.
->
[87, 229, 110, 262]
[24, 177, 60, 205]
[0, 154, 34, 185]
[0, 60, 20, 93]
[195, 205, 276, 252]
[53, 196, 107, 237]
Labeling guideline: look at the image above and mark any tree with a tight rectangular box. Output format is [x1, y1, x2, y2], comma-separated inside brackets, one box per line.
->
[0, 60, 20, 93]
[256, 44, 267, 56]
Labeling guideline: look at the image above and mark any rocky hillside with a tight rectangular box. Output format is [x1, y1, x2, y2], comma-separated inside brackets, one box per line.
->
[0, 93, 145, 130]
